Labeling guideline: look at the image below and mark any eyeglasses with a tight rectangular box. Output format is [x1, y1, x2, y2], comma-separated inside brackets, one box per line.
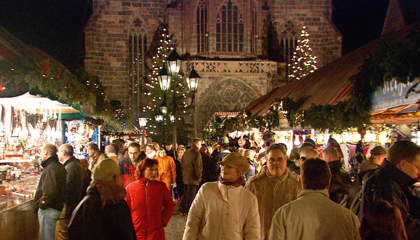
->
[145, 168, 158, 173]
[268, 158, 286, 163]
[406, 161, 420, 171]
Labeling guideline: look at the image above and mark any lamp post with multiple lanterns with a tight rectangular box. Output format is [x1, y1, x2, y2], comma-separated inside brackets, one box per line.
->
[155, 49, 201, 148]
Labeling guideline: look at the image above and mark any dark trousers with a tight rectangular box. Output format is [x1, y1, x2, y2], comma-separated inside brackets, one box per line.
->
[181, 184, 199, 214]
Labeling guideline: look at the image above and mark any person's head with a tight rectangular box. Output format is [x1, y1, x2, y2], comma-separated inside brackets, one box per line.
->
[360, 200, 408, 240]
[301, 158, 331, 190]
[289, 148, 300, 162]
[157, 149, 167, 158]
[128, 143, 141, 161]
[86, 142, 99, 158]
[192, 138, 201, 148]
[41, 143, 58, 161]
[266, 143, 288, 178]
[145, 144, 156, 154]
[322, 146, 340, 162]
[218, 152, 249, 182]
[369, 146, 387, 166]
[297, 147, 319, 167]
[134, 158, 159, 181]
[220, 143, 229, 151]
[58, 143, 74, 163]
[388, 141, 420, 180]
[152, 142, 160, 151]
[105, 144, 117, 155]
[304, 138, 316, 148]
[92, 158, 122, 185]
[177, 146, 186, 159]
[165, 142, 173, 151]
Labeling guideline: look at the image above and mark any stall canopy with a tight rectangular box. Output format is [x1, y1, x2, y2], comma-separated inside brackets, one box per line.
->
[0, 25, 90, 118]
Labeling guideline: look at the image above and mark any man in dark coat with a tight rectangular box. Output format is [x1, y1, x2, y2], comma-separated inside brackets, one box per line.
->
[34, 143, 67, 240]
[55, 143, 90, 240]
[361, 141, 420, 239]
[322, 146, 353, 208]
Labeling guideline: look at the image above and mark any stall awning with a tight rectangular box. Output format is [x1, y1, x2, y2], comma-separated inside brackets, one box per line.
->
[0, 92, 89, 120]
[371, 103, 420, 124]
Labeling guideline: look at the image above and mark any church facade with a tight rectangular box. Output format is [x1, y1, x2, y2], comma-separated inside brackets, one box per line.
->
[84, 0, 342, 134]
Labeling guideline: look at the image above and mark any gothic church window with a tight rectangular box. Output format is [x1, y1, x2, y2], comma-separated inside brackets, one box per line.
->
[280, 20, 298, 76]
[129, 19, 148, 113]
[197, 1, 208, 53]
[216, 0, 244, 52]
[251, 1, 257, 54]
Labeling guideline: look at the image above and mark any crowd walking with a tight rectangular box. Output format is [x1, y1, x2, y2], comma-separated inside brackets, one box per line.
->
[31, 137, 420, 240]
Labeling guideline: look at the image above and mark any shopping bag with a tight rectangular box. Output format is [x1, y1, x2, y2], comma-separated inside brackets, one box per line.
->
[171, 183, 179, 202]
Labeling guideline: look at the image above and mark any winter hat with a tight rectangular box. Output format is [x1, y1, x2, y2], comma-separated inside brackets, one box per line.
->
[93, 158, 121, 182]
[218, 152, 249, 174]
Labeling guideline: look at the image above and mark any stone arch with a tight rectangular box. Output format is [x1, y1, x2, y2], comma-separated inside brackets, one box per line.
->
[197, 78, 259, 130]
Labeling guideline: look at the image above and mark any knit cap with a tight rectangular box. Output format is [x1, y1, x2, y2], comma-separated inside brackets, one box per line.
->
[92, 158, 120, 181]
[218, 152, 249, 174]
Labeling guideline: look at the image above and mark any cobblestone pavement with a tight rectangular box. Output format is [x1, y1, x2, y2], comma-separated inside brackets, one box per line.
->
[165, 202, 187, 240]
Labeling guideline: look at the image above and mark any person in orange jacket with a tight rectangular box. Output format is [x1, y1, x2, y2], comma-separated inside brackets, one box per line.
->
[156, 149, 176, 192]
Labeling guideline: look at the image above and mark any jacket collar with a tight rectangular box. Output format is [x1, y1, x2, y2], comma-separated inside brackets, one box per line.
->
[218, 181, 241, 202]
[381, 159, 417, 188]
[265, 166, 291, 183]
[297, 189, 329, 199]
[41, 155, 59, 169]
[63, 156, 78, 166]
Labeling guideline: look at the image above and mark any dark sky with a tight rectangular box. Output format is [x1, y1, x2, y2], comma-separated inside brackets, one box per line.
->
[0, 0, 390, 70]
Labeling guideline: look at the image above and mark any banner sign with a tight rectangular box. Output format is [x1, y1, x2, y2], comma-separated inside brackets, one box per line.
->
[371, 78, 420, 111]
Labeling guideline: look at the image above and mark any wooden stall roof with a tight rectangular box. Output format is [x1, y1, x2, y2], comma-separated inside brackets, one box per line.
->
[244, 22, 420, 117]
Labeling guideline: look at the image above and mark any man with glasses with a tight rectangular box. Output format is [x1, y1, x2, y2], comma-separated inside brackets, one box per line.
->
[360, 140, 420, 239]
[245, 143, 301, 240]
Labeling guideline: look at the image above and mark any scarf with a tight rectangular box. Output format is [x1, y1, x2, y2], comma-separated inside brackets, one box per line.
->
[91, 180, 127, 209]
[219, 175, 245, 187]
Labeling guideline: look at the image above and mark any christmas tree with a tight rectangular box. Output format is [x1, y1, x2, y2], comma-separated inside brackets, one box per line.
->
[288, 26, 318, 81]
[140, 25, 192, 144]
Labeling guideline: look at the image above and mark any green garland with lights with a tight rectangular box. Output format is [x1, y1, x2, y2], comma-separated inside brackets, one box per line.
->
[0, 58, 132, 131]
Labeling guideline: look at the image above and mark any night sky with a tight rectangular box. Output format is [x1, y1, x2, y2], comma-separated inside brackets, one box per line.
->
[0, 0, 390, 70]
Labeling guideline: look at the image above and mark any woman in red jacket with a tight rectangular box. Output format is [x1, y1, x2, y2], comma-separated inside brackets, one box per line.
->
[126, 158, 174, 240]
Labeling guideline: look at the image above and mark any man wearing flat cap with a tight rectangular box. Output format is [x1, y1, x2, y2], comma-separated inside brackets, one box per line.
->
[246, 143, 301, 240]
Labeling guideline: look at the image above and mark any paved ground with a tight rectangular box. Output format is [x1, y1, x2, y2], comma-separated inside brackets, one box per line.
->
[165, 202, 187, 240]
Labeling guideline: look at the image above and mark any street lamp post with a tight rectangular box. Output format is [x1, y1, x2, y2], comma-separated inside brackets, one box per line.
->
[156, 48, 201, 149]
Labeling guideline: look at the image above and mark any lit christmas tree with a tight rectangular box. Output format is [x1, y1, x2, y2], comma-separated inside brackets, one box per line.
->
[288, 26, 318, 81]
[140, 25, 192, 144]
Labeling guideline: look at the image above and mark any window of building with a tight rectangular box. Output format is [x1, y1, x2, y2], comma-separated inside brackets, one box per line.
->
[129, 30, 147, 112]
[280, 20, 298, 76]
[251, 2, 258, 54]
[197, 1, 208, 53]
[216, 0, 243, 52]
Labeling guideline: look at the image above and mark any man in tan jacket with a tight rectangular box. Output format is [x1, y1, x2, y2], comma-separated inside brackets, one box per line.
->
[245, 143, 301, 240]
[181, 138, 203, 215]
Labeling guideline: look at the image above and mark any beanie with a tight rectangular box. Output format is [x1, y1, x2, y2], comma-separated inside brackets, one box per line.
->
[218, 152, 249, 174]
[93, 158, 121, 182]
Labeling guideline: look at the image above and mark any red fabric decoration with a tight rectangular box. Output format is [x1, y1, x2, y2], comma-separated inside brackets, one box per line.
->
[39, 62, 50, 75]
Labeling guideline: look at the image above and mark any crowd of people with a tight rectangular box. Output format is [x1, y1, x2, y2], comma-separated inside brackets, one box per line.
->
[32, 136, 420, 240]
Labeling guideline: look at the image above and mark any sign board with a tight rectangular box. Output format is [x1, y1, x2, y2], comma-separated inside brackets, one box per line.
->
[371, 78, 420, 111]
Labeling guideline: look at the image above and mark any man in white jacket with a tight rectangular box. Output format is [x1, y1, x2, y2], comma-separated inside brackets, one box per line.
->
[269, 158, 361, 240]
